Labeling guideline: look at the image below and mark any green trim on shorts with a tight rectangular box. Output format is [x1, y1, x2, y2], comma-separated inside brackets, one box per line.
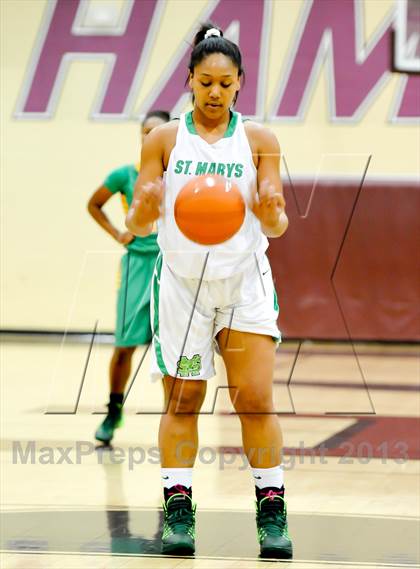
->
[153, 254, 169, 376]
[273, 282, 280, 343]
[273, 288, 279, 312]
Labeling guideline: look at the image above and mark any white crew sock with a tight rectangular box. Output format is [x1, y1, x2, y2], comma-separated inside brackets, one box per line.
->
[251, 465, 284, 489]
[161, 467, 193, 489]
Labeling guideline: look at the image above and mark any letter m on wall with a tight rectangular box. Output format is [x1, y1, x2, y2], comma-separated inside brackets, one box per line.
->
[270, 0, 418, 121]
[15, 0, 159, 119]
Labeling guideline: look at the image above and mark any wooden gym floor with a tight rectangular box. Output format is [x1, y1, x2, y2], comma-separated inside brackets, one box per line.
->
[1, 337, 419, 568]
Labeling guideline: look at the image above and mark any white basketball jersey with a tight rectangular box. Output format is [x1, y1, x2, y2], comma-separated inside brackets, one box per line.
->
[158, 111, 268, 279]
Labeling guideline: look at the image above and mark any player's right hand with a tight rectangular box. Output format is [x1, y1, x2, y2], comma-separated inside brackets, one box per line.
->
[132, 178, 164, 225]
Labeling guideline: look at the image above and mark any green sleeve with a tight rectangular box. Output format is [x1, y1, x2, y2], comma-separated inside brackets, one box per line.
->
[103, 165, 130, 195]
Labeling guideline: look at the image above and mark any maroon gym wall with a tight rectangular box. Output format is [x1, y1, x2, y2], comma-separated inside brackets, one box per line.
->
[268, 180, 420, 341]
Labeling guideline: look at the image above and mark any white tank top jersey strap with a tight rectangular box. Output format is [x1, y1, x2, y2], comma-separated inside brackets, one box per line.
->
[159, 111, 269, 280]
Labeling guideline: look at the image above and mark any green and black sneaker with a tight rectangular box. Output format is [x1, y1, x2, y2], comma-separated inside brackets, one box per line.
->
[256, 494, 293, 559]
[95, 403, 123, 444]
[162, 492, 196, 555]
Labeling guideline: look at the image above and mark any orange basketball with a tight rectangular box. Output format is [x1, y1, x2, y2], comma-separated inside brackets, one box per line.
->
[174, 175, 245, 245]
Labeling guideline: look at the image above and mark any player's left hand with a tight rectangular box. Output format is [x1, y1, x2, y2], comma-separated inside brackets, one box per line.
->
[252, 179, 286, 229]
[117, 231, 135, 245]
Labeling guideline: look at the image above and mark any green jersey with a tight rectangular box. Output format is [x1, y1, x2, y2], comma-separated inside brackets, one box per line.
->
[103, 164, 158, 254]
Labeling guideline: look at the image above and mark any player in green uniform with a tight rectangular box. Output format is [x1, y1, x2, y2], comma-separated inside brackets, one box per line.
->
[88, 110, 170, 444]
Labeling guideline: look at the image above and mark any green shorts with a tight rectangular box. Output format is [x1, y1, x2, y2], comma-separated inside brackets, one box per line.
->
[115, 251, 158, 347]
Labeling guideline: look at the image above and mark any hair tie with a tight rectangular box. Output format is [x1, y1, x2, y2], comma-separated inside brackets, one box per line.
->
[204, 28, 221, 40]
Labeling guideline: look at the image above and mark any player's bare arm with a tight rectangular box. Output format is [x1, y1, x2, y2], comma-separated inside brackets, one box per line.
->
[126, 127, 164, 236]
[246, 122, 288, 238]
[126, 122, 177, 236]
[88, 186, 134, 244]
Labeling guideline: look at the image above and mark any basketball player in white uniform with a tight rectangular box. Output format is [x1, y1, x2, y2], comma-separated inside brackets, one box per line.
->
[127, 23, 292, 559]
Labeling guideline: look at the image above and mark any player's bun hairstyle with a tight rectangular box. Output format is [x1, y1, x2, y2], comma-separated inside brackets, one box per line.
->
[189, 22, 244, 78]
[143, 110, 171, 124]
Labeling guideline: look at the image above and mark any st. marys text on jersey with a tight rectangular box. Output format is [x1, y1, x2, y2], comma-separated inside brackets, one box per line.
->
[173, 160, 244, 178]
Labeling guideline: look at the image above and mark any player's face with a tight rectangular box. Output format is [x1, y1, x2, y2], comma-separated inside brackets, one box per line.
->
[141, 116, 167, 142]
[189, 53, 240, 119]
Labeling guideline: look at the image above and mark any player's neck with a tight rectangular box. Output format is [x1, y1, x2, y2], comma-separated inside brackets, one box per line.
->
[192, 108, 231, 134]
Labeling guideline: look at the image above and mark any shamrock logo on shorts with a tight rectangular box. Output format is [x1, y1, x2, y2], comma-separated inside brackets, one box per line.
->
[177, 354, 202, 377]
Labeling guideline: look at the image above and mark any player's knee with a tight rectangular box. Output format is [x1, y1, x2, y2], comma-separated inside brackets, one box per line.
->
[232, 390, 273, 415]
[113, 347, 135, 364]
[167, 380, 206, 415]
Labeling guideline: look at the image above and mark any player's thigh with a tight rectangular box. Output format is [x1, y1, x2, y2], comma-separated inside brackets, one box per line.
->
[150, 255, 216, 380]
[217, 329, 276, 408]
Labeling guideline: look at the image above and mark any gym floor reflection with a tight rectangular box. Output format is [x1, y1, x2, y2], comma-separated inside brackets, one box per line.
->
[2, 505, 419, 564]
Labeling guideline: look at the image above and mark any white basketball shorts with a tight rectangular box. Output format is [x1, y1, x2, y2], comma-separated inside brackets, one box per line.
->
[150, 253, 280, 380]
